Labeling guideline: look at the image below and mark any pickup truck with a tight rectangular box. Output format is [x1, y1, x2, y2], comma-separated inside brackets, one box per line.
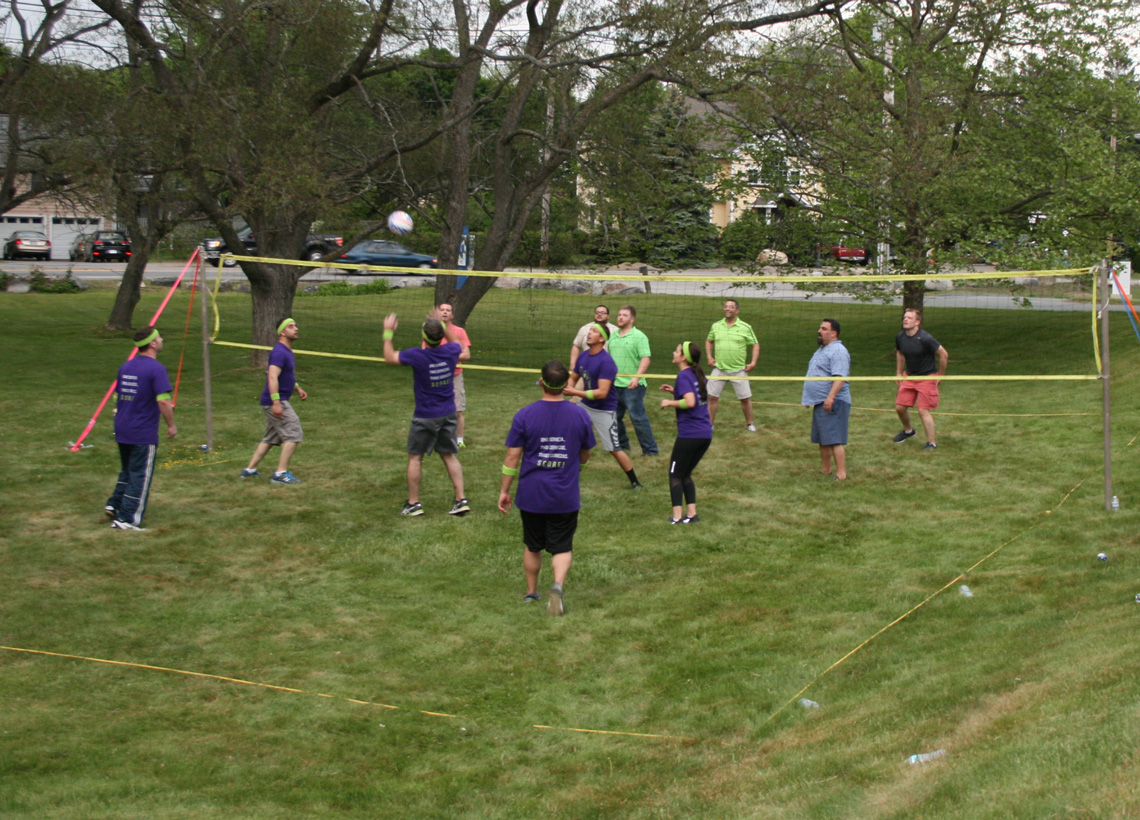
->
[201, 227, 343, 266]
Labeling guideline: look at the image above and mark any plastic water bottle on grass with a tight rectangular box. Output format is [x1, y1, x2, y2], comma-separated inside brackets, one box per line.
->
[908, 749, 947, 764]
[1111, 495, 1120, 511]
[798, 698, 819, 709]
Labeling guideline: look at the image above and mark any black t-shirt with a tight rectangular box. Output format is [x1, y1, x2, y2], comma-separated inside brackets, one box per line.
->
[896, 329, 941, 375]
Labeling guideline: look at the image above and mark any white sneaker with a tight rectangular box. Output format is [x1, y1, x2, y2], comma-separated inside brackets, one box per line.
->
[746, 423, 757, 432]
[110, 519, 146, 531]
[547, 583, 564, 616]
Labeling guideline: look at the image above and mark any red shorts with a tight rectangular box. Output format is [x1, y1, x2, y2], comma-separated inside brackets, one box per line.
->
[895, 376, 940, 410]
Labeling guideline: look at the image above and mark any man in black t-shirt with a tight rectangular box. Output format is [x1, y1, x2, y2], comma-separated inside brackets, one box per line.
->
[893, 308, 949, 450]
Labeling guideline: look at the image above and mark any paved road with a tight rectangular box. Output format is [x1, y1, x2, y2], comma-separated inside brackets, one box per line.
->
[5, 258, 1119, 312]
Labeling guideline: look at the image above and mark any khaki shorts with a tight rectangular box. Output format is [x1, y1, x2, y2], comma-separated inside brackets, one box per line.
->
[707, 368, 752, 400]
[453, 372, 466, 412]
[261, 401, 303, 445]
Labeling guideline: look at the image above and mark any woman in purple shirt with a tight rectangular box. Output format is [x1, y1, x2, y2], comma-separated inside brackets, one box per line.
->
[658, 341, 713, 525]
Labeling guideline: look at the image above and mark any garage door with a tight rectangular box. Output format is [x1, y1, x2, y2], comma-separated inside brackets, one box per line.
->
[52, 217, 102, 261]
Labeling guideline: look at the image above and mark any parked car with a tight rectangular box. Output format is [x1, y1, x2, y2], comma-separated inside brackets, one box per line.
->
[825, 243, 899, 265]
[85, 231, 131, 262]
[3, 230, 51, 261]
[201, 227, 344, 266]
[69, 233, 92, 261]
[338, 240, 438, 271]
[827, 243, 870, 264]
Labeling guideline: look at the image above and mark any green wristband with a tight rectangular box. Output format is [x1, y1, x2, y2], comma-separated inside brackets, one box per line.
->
[501, 465, 519, 477]
[271, 393, 281, 401]
[585, 390, 595, 401]
[383, 329, 394, 340]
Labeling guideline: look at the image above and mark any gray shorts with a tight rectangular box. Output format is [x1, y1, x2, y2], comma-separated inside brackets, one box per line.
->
[261, 401, 303, 445]
[407, 413, 459, 456]
[811, 400, 850, 446]
[707, 368, 752, 399]
[583, 405, 621, 452]
[453, 372, 467, 412]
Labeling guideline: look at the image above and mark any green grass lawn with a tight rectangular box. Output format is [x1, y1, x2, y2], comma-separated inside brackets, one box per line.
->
[2, 284, 1139, 819]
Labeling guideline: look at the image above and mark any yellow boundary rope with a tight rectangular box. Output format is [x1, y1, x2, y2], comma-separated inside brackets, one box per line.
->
[0, 645, 457, 718]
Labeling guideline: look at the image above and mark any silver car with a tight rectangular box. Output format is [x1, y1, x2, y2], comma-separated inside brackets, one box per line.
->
[3, 230, 51, 261]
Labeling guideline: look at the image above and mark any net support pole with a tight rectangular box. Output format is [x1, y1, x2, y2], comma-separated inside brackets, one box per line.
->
[1101, 258, 1113, 510]
[201, 266, 215, 452]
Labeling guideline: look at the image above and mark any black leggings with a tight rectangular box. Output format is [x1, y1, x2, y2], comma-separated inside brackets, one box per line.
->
[669, 437, 711, 508]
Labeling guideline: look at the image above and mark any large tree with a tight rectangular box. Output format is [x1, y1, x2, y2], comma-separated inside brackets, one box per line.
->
[83, 0, 844, 345]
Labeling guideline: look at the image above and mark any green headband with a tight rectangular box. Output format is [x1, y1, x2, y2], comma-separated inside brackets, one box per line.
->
[136, 328, 159, 348]
[277, 318, 296, 335]
[539, 376, 567, 390]
[592, 322, 609, 341]
[681, 341, 694, 364]
[422, 325, 442, 346]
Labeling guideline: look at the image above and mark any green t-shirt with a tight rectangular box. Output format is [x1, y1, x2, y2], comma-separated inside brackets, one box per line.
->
[609, 326, 651, 388]
[707, 318, 758, 372]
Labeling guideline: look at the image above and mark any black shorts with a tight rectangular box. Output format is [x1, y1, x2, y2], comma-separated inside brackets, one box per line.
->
[519, 509, 578, 555]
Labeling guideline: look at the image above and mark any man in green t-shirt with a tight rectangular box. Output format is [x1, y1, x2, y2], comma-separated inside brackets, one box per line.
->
[608, 304, 658, 456]
[705, 299, 760, 431]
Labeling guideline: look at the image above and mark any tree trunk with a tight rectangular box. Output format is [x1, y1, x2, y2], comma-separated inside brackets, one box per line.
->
[243, 261, 302, 366]
[105, 251, 149, 330]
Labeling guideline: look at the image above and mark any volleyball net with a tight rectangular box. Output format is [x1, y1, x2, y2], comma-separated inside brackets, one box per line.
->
[206, 257, 1105, 383]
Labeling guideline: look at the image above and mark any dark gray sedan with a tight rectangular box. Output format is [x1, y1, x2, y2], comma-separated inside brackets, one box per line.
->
[338, 240, 437, 271]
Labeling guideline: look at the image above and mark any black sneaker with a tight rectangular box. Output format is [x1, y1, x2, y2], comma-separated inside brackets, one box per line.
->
[523, 592, 540, 602]
[682, 514, 700, 524]
[449, 498, 470, 516]
[893, 429, 917, 443]
[103, 505, 117, 519]
[630, 482, 643, 490]
[923, 442, 939, 451]
[400, 501, 424, 517]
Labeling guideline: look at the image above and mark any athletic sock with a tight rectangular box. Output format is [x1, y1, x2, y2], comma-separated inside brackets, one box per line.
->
[626, 468, 640, 485]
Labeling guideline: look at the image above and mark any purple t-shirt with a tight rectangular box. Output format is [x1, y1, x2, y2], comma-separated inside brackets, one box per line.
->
[574, 348, 619, 411]
[399, 342, 461, 418]
[114, 355, 173, 446]
[259, 342, 297, 406]
[674, 368, 713, 439]
[506, 400, 597, 514]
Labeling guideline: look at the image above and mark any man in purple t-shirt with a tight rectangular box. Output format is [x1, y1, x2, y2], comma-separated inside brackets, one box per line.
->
[105, 326, 177, 530]
[563, 322, 641, 490]
[383, 310, 469, 517]
[498, 360, 596, 616]
[242, 318, 309, 484]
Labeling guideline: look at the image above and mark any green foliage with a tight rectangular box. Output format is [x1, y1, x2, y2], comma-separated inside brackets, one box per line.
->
[731, 1, 1140, 293]
[579, 86, 720, 266]
[0, 270, 10, 291]
[298, 279, 393, 297]
[27, 270, 82, 293]
[720, 208, 822, 266]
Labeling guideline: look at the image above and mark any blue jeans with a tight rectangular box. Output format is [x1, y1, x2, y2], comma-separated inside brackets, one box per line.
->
[614, 384, 658, 455]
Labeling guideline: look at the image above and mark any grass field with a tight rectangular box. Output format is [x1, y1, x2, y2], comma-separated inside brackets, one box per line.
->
[2, 282, 1140, 819]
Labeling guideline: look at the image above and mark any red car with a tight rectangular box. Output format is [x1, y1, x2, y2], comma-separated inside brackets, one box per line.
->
[828, 244, 869, 264]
